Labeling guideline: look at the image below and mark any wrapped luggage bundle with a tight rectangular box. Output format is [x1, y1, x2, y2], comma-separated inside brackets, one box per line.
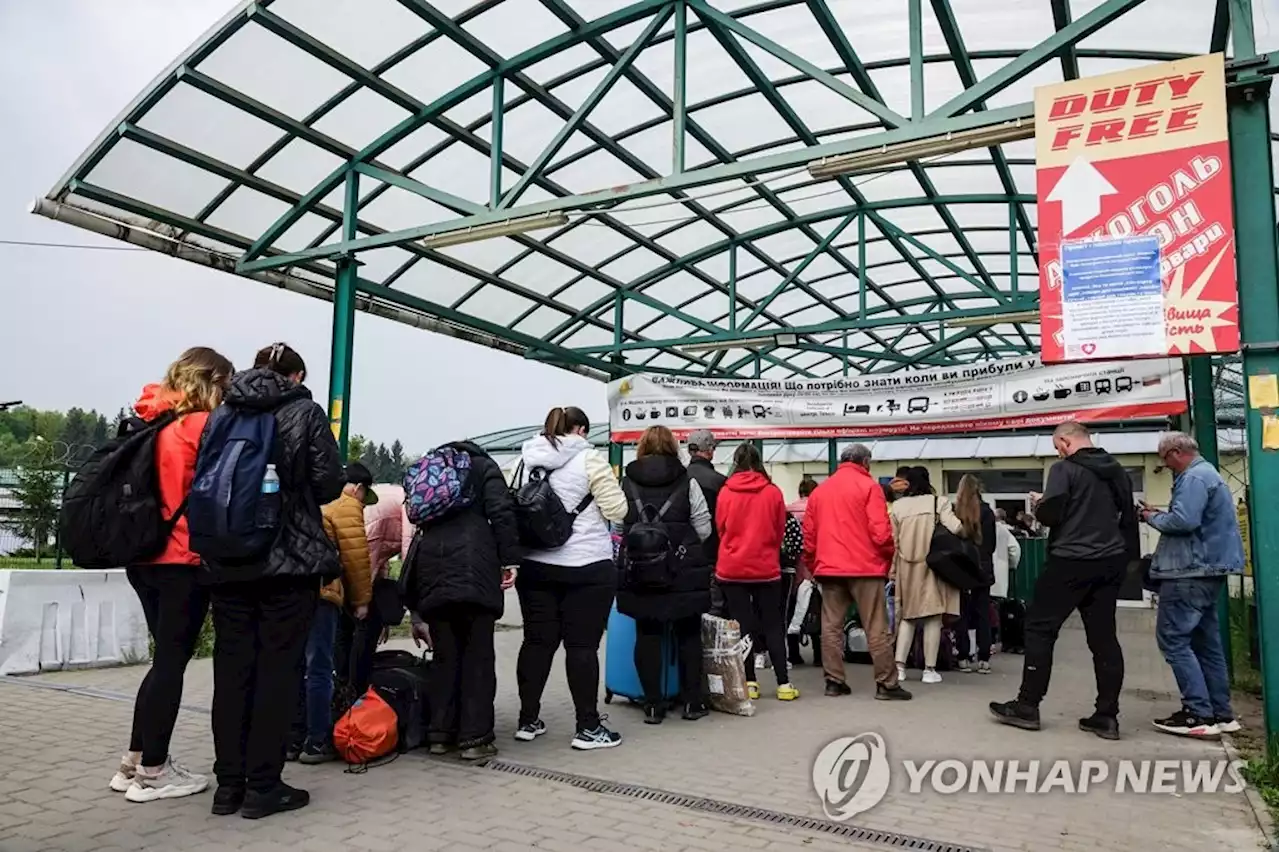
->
[700, 614, 755, 717]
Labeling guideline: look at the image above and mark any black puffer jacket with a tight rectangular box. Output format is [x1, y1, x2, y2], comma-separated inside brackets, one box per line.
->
[201, 369, 344, 585]
[406, 442, 521, 618]
[616, 455, 711, 622]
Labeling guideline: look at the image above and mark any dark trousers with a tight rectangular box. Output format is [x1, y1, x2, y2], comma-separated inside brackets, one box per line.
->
[956, 585, 993, 662]
[1018, 554, 1126, 718]
[635, 615, 703, 705]
[125, 565, 209, 767]
[720, 580, 789, 686]
[425, 606, 496, 748]
[303, 602, 339, 746]
[211, 576, 318, 792]
[516, 578, 614, 730]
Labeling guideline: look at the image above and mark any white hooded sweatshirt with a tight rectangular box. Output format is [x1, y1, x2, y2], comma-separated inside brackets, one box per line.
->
[520, 434, 628, 567]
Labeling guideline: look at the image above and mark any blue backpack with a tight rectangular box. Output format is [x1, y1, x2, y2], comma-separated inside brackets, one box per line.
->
[188, 405, 280, 560]
[404, 447, 474, 525]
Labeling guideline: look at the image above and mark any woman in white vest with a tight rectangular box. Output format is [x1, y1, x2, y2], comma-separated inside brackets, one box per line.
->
[514, 406, 628, 750]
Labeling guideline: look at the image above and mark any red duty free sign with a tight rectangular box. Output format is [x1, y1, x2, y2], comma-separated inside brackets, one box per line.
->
[1035, 54, 1240, 362]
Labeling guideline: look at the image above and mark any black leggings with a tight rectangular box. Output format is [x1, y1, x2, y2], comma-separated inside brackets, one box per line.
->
[635, 616, 703, 705]
[956, 586, 993, 662]
[515, 576, 614, 730]
[126, 565, 209, 767]
[720, 581, 789, 686]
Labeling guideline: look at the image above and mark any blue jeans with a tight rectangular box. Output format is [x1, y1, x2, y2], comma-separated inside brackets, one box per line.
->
[304, 601, 340, 746]
[1156, 577, 1233, 719]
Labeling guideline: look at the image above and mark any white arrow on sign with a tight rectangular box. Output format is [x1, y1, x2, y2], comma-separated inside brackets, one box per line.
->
[1046, 156, 1118, 236]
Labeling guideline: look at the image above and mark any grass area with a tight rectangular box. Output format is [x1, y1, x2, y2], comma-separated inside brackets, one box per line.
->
[1228, 593, 1263, 697]
[0, 556, 68, 569]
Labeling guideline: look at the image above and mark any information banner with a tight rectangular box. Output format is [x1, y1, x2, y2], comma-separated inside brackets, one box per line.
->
[607, 358, 1187, 442]
[1035, 54, 1239, 361]
[1061, 235, 1166, 359]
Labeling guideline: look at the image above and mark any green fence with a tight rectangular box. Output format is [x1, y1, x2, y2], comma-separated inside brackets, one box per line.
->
[1011, 537, 1048, 604]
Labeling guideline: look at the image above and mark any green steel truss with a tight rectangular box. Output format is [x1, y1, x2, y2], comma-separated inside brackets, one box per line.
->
[40, 0, 1279, 380]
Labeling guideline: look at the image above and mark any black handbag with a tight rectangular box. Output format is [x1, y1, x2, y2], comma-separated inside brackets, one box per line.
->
[926, 497, 985, 592]
[372, 577, 405, 627]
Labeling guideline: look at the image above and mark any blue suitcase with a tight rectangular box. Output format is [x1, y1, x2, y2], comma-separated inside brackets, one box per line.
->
[603, 603, 680, 704]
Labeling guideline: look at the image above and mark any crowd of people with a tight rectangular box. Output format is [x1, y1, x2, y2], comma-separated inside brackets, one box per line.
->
[101, 347, 1249, 820]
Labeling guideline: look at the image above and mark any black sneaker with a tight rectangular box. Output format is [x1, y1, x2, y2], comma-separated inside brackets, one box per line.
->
[989, 700, 1041, 731]
[1079, 713, 1120, 740]
[427, 743, 454, 757]
[875, 683, 913, 701]
[571, 720, 622, 750]
[284, 743, 302, 763]
[459, 743, 499, 761]
[681, 702, 709, 721]
[1216, 716, 1242, 734]
[643, 704, 664, 724]
[514, 720, 547, 742]
[824, 680, 852, 697]
[298, 742, 337, 765]
[211, 785, 245, 816]
[240, 783, 309, 820]
[1153, 708, 1220, 738]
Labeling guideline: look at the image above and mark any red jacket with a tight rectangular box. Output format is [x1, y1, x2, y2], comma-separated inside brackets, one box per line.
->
[134, 384, 209, 567]
[802, 463, 894, 579]
[715, 471, 786, 582]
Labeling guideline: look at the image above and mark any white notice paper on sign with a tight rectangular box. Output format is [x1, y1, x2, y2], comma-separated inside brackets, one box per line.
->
[1060, 235, 1167, 360]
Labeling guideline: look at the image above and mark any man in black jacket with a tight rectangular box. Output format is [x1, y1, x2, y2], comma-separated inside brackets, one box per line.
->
[990, 421, 1137, 740]
[686, 430, 726, 613]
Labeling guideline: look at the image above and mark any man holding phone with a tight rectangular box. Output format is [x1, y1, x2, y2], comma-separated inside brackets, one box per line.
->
[990, 421, 1138, 740]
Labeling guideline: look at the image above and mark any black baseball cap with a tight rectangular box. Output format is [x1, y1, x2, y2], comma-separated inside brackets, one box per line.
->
[345, 462, 379, 505]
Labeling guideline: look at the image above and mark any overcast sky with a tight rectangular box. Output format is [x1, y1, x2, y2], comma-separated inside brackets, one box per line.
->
[0, 1, 602, 453]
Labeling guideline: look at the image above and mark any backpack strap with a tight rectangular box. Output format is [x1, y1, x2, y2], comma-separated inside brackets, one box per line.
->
[653, 489, 680, 521]
[622, 479, 646, 520]
[163, 497, 189, 532]
[571, 492, 595, 515]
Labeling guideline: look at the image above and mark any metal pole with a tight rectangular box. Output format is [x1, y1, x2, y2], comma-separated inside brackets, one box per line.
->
[490, 76, 505, 209]
[54, 467, 68, 569]
[1009, 199, 1019, 293]
[908, 0, 925, 120]
[753, 353, 764, 455]
[858, 211, 867, 320]
[1187, 355, 1231, 681]
[828, 439, 838, 474]
[1227, 59, 1278, 748]
[672, 0, 687, 173]
[728, 243, 737, 332]
[328, 169, 360, 459]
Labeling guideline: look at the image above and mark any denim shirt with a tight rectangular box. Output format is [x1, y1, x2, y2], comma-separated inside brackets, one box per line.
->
[1148, 458, 1246, 580]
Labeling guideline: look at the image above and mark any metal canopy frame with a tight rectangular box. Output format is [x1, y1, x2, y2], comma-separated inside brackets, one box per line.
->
[37, 0, 1278, 384]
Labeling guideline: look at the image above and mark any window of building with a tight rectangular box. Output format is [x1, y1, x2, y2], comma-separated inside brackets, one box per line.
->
[943, 469, 1044, 495]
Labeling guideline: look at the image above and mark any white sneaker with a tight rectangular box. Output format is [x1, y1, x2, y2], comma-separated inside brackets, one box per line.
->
[124, 758, 208, 803]
[109, 754, 137, 793]
[977, 661, 992, 675]
[1217, 717, 1242, 734]
[921, 668, 943, 684]
[896, 663, 907, 683]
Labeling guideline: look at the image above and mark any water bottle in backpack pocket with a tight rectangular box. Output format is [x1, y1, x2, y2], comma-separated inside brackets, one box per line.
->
[187, 406, 280, 561]
[621, 482, 682, 590]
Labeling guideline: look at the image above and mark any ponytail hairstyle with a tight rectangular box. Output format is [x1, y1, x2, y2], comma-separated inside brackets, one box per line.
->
[542, 405, 590, 449]
[162, 347, 234, 416]
[254, 342, 307, 383]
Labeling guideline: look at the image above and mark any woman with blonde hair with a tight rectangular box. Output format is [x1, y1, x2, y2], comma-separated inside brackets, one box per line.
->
[110, 347, 234, 803]
[890, 467, 978, 684]
[617, 425, 713, 723]
[953, 474, 998, 673]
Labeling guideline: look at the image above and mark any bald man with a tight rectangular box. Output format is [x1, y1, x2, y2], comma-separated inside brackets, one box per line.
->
[990, 421, 1138, 740]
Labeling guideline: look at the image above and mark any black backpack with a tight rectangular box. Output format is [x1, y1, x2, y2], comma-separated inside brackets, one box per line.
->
[369, 651, 431, 752]
[512, 461, 594, 548]
[622, 481, 681, 590]
[59, 413, 185, 569]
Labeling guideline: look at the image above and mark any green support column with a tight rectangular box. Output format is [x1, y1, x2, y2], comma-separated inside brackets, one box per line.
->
[857, 211, 867, 320]
[728, 243, 737, 331]
[490, 76, 505, 209]
[828, 439, 838, 474]
[609, 441, 623, 478]
[752, 352, 764, 455]
[1187, 355, 1231, 681]
[328, 169, 360, 460]
[1009, 200, 1019, 293]
[672, 0, 687, 173]
[1228, 66, 1279, 749]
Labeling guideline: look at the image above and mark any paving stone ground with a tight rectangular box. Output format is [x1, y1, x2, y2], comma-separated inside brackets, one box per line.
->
[0, 611, 1268, 852]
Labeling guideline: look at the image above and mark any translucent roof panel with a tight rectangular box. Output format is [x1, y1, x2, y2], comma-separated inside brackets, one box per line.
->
[39, 0, 1279, 384]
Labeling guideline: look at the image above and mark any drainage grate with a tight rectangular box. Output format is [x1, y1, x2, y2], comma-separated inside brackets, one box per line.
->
[483, 759, 987, 852]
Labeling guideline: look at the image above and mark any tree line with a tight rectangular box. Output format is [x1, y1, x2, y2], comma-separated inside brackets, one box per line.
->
[0, 406, 123, 469]
[347, 434, 410, 484]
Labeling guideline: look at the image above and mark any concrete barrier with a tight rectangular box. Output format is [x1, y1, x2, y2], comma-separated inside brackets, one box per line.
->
[0, 570, 148, 675]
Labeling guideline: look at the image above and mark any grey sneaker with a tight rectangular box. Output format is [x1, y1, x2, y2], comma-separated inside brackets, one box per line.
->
[956, 658, 973, 673]
[514, 720, 547, 742]
[109, 754, 137, 793]
[977, 661, 992, 674]
[125, 757, 208, 803]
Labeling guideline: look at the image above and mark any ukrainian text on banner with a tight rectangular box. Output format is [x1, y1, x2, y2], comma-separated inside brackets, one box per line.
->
[607, 358, 1187, 442]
